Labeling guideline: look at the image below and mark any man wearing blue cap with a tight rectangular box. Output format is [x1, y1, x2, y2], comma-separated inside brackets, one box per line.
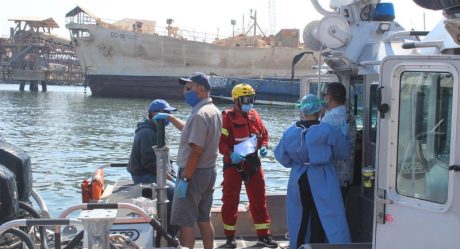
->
[154, 72, 222, 249]
[128, 99, 178, 184]
[127, 99, 179, 236]
[275, 94, 351, 247]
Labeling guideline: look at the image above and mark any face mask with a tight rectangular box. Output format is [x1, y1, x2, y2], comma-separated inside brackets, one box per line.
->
[241, 104, 253, 113]
[321, 99, 328, 108]
[185, 90, 201, 106]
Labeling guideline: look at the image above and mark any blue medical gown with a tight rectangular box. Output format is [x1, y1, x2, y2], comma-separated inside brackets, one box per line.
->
[322, 105, 349, 136]
[275, 122, 351, 245]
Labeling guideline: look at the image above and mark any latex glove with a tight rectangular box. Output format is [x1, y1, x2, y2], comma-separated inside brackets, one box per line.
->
[167, 173, 176, 183]
[259, 146, 268, 157]
[230, 152, 245, 164]
[176, 179, 188, 198]
[153, 113, 170, 121]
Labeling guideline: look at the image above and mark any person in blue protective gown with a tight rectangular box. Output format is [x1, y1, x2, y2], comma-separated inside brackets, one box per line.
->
[274, 94, 351, 248]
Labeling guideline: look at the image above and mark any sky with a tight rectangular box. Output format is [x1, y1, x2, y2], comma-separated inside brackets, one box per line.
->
[0, 0, 444, 40]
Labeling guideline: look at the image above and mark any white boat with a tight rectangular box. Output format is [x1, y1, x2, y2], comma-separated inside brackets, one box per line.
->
[64, 6, 315, 99]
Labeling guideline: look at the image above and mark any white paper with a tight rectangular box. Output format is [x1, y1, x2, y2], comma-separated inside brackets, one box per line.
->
[233, 135, 257, 156]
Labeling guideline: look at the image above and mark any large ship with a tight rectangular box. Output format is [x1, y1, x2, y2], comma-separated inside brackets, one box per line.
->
[65, 6, 315, 99]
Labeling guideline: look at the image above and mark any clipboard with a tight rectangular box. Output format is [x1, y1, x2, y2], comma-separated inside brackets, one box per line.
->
[233, 135, 257, 156]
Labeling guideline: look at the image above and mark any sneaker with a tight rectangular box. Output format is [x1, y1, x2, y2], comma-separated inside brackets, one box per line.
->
[225, 235, 237, 248]
[257, 235, 278, 248]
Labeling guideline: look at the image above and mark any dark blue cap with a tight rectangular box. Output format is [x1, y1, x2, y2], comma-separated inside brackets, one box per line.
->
[178, 72, 210, 90]
[148, 99, 177, 113]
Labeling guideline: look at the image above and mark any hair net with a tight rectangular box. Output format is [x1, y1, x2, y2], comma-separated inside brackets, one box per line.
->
[300, 94, 322, 115]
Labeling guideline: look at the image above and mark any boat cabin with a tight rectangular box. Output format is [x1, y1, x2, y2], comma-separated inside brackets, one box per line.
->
[300, 0, 460, 248]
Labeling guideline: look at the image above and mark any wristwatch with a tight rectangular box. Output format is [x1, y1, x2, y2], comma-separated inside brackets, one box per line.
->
[182, 177, 190, 182]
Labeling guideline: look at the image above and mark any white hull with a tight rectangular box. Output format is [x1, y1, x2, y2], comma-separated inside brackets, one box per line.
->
[70, 23, 313, 78]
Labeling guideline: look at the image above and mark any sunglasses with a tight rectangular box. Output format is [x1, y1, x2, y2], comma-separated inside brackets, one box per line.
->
[238, 95, 256, 105]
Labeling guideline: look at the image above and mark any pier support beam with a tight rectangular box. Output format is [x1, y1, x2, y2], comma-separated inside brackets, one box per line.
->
[29, 81, 38, 91]
[41, 81, 47, 92]
[19, 81, 25, 91]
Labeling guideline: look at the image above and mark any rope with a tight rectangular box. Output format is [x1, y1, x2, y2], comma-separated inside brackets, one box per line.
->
[109, 234, 140, 249]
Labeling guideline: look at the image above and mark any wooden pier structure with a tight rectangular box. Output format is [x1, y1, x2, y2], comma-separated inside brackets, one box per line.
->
[0, 17, 83, 91]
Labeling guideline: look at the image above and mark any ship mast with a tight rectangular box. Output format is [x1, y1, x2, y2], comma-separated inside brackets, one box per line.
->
[245, 9, 266, 37]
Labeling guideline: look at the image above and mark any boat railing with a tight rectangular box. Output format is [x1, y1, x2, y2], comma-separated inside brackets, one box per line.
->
[52, 202, 181, 248]
[66, 15, 230, 44]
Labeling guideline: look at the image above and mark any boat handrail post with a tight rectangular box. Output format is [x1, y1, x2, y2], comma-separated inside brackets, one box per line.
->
[154, 119, 169, 247]
[31, 188, 50, 218]
[79, 209, 117, 249]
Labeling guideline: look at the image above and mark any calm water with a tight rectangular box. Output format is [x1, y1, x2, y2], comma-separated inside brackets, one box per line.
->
[0, 83, 299, 217]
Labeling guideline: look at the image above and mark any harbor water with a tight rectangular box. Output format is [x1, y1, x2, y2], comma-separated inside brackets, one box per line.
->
[0, 83, 299, 218]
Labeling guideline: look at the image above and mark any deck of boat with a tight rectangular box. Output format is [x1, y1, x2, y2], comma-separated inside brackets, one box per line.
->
[198, 237, 371, 249]
[101, 178, 372, 249]
[196, 235, 289, 248]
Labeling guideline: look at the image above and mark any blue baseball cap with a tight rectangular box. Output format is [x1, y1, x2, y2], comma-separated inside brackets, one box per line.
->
[148, 99, 177, 113]
[178, 72, 210, 90]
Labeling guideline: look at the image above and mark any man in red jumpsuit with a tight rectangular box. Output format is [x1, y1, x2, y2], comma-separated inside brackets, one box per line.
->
[219, 83, 278, 248]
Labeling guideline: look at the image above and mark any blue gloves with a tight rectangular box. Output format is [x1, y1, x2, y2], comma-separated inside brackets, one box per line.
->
[230, 152, 246, 164]
[259, 146, 268, 157]
[153, 113, 170, 121]
[176, 179, 188, 198]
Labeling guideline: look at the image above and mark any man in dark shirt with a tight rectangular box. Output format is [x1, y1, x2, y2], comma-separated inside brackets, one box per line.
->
[127, 98, 178, 236]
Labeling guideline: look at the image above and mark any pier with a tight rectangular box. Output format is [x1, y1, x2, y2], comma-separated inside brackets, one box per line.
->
[0, 17, 83, 91]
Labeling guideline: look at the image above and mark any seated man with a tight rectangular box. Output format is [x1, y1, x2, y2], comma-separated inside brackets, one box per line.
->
[127, 99, 178, 236]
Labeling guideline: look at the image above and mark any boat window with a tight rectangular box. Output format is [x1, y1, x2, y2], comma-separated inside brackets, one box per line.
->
[309, 82, 328, 96]
[396, 71, 452, 204]
[308, 81, 331, 110]
[309, 82, 319, 95]
[369, 83, 378, 142]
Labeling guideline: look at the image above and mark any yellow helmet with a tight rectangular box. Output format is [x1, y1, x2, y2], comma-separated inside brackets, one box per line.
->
[231, 83, 255, 100]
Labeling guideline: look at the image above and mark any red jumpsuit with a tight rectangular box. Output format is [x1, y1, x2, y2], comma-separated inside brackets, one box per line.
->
[219, 107, 271, 236]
